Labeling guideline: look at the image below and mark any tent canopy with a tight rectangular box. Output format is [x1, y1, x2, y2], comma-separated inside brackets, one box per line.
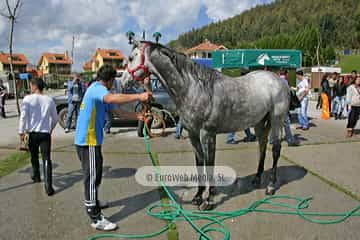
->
[212, 49, 302, 69]
[19, 73, 31, 80]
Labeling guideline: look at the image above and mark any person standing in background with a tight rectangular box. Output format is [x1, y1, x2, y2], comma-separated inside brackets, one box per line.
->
[0, 79, 7, 118]
[276, 70, 299, 146]
[19, 78, 58, 196]
[328, 73, 338, 114]
[175, 117, 184, 139]
[332, 76, 347, 120]
[65, 73, 85, 133]
[350, 70, 357, 85]
[346, 76, 360, 137]
[296, 70, 310, 130]
[104, 77, 118, 134]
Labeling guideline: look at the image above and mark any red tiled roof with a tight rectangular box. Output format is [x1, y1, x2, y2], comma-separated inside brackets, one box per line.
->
[185, 40, 227, 54]
[26, 66, 41, 77]
[38, 52, 72, 66]
[96, 48, 124, 60]
[0, 53, 28, 65]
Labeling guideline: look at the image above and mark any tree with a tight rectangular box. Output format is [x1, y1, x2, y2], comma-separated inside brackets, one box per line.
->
[1, 0, 23, 115]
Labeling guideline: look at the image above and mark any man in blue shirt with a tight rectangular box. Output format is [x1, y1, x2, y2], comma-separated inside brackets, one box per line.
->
[75, 65, 150, 231]
[65, 73, 85, 133]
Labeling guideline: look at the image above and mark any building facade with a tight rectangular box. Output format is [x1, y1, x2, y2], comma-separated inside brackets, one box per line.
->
[84, 48, 125, 72]
[185, 39, 227, 59]
[0, 53, 28, 74]
[37, 52, 72, 76]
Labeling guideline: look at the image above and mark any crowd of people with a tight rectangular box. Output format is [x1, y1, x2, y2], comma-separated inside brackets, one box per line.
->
[318, 70, 360, 137]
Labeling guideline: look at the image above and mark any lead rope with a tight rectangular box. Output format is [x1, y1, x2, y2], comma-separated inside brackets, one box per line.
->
[87, 125, 360, 240]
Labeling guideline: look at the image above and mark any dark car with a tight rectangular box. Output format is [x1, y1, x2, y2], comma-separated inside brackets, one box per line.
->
[53, 79, 177, 131]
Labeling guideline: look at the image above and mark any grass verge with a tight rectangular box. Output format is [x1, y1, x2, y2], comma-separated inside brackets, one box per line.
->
[281, 155, 360, 202]
[0, 151, 30, 178]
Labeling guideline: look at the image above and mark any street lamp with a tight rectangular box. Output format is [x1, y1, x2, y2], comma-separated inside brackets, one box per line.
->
[153, 32, 162, 43]
[126, 31, 135, 44]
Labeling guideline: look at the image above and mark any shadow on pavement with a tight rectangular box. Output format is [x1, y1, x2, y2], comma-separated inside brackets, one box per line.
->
[353, 129, 360, 136]
[216, 165, 307, 206]
[108, 189, 159, 222]
[293, 134, 308, 142]
[103, 167, 137, 179]
[0, 163, 137, 195]
[105, 165, 307, 221]
[53, 166, 137, 194]
[0, 181, 34, 193]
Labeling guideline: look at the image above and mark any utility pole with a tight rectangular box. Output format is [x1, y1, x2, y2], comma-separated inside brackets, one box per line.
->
[0, 0, 23, 115]
[71, 35, 75, 69]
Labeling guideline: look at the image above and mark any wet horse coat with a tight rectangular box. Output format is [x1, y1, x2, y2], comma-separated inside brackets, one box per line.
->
[122, 42, 291, 210]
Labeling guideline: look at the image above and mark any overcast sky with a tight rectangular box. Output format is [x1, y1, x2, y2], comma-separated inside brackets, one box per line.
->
[0, 0, 273, 71]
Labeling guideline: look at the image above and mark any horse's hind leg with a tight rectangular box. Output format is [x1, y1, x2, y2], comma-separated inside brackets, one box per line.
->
[266, 115, 283, 195]
[252, 115, 271, 188]
[188, 132, 205, 206]
[199, 129, 217, 211]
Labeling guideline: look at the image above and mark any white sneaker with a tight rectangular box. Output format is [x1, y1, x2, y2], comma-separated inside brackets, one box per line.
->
[91, 215, 117, 231]
[64, 128, 70, 133]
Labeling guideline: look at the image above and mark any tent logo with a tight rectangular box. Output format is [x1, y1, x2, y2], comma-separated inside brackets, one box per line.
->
[257, 54, 270, 65]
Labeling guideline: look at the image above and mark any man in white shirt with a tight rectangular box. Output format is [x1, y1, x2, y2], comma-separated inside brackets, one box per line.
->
[19, 78, 59, 196]
[295, 70, 310, 130]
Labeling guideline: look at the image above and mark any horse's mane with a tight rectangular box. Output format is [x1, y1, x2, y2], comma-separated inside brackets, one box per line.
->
[147, 42, 222, 91]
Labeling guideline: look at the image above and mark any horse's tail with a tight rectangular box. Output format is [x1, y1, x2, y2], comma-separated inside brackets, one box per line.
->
[289, 89, 301, 111]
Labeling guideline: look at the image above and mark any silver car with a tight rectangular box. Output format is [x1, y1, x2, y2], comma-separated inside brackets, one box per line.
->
[53, 78, 177, 133]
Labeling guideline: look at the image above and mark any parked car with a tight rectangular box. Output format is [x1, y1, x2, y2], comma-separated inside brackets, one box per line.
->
[52, 78, 177, 134]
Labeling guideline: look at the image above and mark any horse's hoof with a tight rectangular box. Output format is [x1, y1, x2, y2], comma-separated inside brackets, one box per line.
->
[198, 200, 215, 211]
[191, 195, 203, 206]
[265, 186, 276, 195]
[251, 177, 261, 188]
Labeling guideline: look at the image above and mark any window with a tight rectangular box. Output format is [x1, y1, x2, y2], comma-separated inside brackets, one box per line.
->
[202, 52, 207, 58]
[11, 56, 21, 61]
[55, 56, 64, 61]
[109, 52, 118, 57]
[208, 53, 212, 58]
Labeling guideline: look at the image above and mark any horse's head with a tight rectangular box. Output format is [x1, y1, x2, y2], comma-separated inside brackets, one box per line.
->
[121, 41, 152, 86]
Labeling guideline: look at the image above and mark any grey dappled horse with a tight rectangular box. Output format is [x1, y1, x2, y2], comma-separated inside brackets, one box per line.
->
[121, 41, 291, 211]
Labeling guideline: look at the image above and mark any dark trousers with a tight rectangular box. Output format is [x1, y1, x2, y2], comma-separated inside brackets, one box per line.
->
[347, 106, 360, 129]
[28, 132, 53, 193]
[65, 101, 80, 129]
[328, 93, 332, 113]
[0, 96, 5, 118]
[76, 145, 103, 221]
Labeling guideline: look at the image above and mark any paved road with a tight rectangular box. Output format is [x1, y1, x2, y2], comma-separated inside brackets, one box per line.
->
[0, 98, 359, 240]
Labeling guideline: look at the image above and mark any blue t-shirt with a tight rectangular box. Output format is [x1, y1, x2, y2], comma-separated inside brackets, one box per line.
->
[75, 82, 112, 146]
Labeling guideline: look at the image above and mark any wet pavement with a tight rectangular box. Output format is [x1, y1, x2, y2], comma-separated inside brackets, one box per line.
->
[0, 100, 359, 240]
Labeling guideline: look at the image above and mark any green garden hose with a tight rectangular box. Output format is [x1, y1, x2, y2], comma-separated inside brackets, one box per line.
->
[87, 127, 360, 240]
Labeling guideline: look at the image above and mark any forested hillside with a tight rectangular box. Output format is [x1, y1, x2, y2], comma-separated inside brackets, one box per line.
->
[168, 0, 360, 66]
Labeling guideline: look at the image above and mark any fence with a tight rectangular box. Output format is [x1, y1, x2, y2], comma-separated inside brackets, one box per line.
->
[44, 74, 71, 89]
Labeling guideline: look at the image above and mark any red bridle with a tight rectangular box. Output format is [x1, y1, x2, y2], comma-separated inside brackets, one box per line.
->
[126, 43, 150, 82]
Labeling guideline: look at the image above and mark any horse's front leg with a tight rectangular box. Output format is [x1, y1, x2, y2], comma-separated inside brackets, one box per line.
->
[188, 132, 205, 206]
[199, 129, 217, 211]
